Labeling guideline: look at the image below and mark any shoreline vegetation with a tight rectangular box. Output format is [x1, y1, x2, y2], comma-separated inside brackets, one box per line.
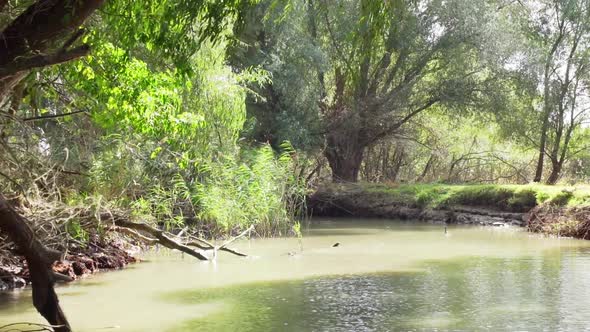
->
[0, 196, 271, 292]
[308, 182, 590, 239]
[5, 182, 590, 292]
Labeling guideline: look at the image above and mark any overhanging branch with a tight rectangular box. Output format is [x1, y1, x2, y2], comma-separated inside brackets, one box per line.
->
[0, 45, 90, 77]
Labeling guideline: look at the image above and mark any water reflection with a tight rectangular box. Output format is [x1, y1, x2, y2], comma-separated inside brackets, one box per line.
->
[169, 249, 590, 331]
[3, 221, 590, 331]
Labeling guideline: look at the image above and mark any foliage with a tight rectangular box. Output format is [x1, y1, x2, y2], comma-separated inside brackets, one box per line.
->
[0, 1, 301, 240]
[360, 182, 590, 212]
[196, 143, 302, 236]
[231, 0, 514, 181]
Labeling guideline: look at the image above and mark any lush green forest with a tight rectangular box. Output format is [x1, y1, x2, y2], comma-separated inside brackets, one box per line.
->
[3, 0, 590, 331]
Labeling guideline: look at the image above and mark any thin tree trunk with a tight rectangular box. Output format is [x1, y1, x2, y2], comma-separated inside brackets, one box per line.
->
[534, 113, 550, 182]
[535, 19, 566, 182]
[417, 154, 434, 182]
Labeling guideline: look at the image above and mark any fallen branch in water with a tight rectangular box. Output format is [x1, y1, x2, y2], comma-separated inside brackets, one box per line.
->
[111, 219, 209, 261]
[219, 225, 254, 250]
[214, 225, 254, 258]
[184, 225, 253, 258]
[0, 322, 57, 331]
[185, 238, 248, 258]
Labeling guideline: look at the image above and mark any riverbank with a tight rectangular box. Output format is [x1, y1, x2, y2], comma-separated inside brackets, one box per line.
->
[0, 195, 252, 291]
[0, 236, 138, 291]
[308, 183, 590, 237]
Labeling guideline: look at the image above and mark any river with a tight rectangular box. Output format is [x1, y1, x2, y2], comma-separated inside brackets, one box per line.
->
[2, 219, 590, 331]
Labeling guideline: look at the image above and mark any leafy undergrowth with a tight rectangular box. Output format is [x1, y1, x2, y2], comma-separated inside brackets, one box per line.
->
[324, 182, 590, 212]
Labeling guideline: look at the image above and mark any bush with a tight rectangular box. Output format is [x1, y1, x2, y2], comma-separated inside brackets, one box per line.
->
[195, 143, 303, 237]
[547, 190, 574, 207]
[507, 189, 538, 211]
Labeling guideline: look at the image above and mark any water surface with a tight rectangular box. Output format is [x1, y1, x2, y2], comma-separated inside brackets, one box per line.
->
[1, 219, 590, 331]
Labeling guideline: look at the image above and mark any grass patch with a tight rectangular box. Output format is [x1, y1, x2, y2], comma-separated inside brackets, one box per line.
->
[338, 182, 590, 212]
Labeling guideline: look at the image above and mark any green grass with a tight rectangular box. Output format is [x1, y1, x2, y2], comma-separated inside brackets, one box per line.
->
[330, 182, 590, 212]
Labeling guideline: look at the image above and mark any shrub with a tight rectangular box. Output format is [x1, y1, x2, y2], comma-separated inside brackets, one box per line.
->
[547, 190, 574, 207]
[507, 189, 538, 211]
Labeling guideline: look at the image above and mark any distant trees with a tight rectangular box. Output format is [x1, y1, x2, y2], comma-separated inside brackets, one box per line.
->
[496, 0, 590, 184]
[231, 0, 590, 184]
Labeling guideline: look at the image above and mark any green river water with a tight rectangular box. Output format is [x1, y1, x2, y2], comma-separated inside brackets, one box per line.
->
[2, 219, 590, 331]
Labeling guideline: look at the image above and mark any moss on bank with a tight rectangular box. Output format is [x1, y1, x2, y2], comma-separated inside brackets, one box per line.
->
[339, 182, 590, 212]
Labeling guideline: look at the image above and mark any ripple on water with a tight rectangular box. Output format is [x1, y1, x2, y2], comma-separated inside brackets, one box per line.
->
[3, 221, 590, 331]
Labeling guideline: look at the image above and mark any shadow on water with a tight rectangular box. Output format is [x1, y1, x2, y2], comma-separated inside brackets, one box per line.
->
[162, 250, 590, 332]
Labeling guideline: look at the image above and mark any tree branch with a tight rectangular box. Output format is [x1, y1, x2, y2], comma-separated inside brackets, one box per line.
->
[22, 109, 88, 122]
[111, 219, 209, 261]
[0, 45, 90, 77]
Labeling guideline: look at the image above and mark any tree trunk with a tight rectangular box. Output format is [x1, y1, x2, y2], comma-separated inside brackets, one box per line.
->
[324, 134, 365, 182]
[546, 160, 563, 185]
[0, 196, 71, 332]
[533, 114, 549, 182]
[417, 154, 434, 182]
[389, 147, 405, 182]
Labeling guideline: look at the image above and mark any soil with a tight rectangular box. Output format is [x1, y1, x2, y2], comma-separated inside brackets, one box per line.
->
[0, 237, 138, 291]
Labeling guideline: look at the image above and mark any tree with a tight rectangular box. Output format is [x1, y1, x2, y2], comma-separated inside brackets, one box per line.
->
[506, 0, 590, 184]
[0, 1, 254, 330]
[232, 0, 507, 182]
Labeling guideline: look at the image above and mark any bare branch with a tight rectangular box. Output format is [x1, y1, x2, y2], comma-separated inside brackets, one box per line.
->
[22, 109, 88, 122]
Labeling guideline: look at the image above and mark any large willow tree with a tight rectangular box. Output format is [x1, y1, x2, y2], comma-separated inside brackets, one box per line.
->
[313, 0, 508, 182]
[232, 0, 507, 182]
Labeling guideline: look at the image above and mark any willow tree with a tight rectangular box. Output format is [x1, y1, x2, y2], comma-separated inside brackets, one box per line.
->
[232, 0, 506, 182]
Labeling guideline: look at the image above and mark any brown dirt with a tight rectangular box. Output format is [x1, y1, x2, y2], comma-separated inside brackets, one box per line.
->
[0, 237, 138, 291]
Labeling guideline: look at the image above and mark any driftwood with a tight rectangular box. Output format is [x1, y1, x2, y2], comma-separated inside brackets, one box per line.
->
[110, 217, 252, 260]
[0, 196, 71, 332]
[112, 219, 209, 260]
